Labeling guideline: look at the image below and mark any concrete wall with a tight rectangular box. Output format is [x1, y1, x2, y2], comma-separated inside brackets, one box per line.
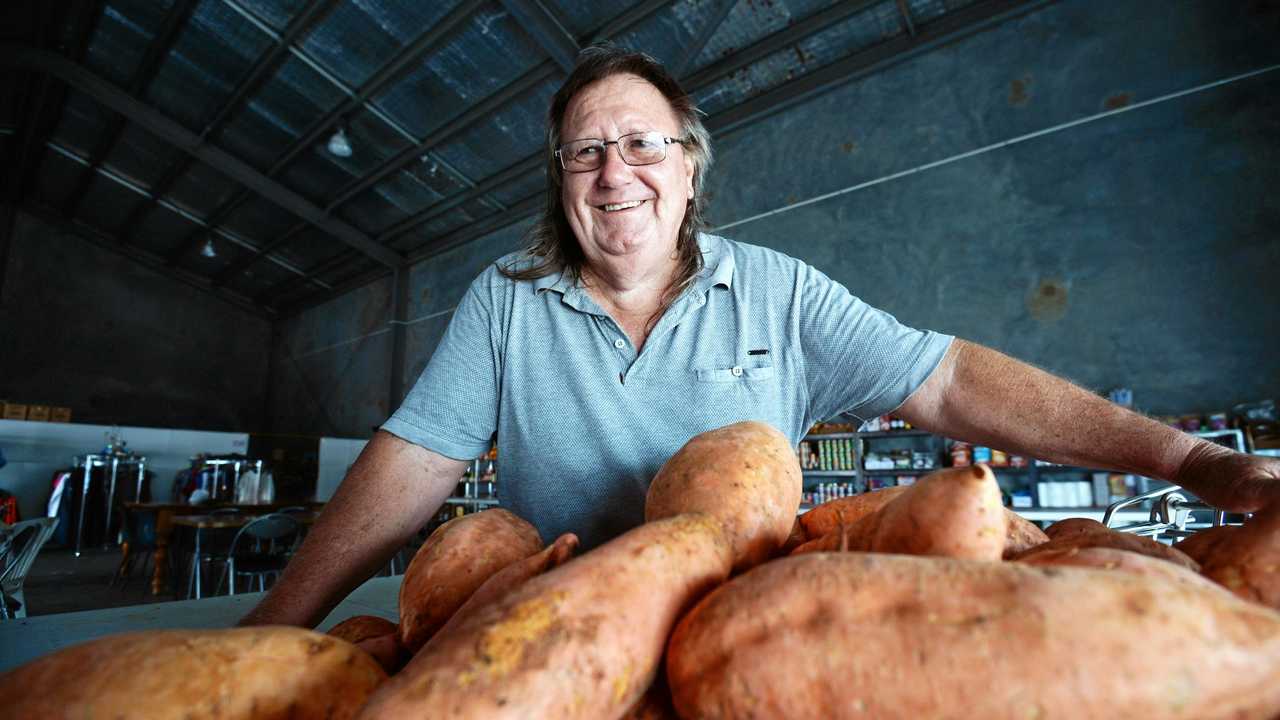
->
[269, 0, 1279, 436]
[1, 209, 272, 430]
[268, 275, 397, 438]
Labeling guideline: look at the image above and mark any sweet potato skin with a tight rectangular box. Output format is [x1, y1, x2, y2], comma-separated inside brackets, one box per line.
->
[327, 614, 399, 645]
[397, 508, 543, 652]
[1016, 545, 1225, 592]
[645, 421, 802, 571]
[1174, 524, 1241, 565]
[1011, 523, 1200, 572]
[667, 553, 1280, 720]
[359, 514, 734, 720]
[793, 465, 1006, 561]
[1198, 505, 1280, 610]
[802, 480, 1046, 559]
[0, 627, 386, 719]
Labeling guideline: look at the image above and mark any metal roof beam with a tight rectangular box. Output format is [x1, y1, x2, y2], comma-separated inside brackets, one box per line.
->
[588, 0, 671, 42]
[705, 0, 1054, 135]
[65, 0, 199, 218]
[209, 220, 308, 287]
[323, 61, 558, 211]
[681, 0, 883, 92]
[672, 0, 738, 76]
[118, 0, 340, 239]
[256, 248, 360, 304]
[264, 0, 486, 179]
[22, 199, 274, 318]
[1, 46, 403, 268]
[498, 0, 580, 72]
[377, 154, 541, 244]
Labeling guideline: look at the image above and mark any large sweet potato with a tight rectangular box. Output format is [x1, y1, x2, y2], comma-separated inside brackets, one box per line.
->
[793, 465, 1006, 561]
[801, 480, 1046, 558]
[0, 627, 386, 719]
[358, 514, 735, 720]
[646, 421, 802, 571]
[1011, 523, 1199, 572]
[1173, 524, 1241, 565]
[327, 614, 398, 645]
[398, 507, 543, 652]
[1016, 545, 1225, 592]
[1198, 504, 1280, 610]
[667, 553, 1280, 720]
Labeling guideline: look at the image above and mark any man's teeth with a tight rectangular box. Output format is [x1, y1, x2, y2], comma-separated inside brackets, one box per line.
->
[603, 200, 644, 212]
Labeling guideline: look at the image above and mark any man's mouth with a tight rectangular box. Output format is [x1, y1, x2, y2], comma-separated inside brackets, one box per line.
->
[599, 200, 646, 212]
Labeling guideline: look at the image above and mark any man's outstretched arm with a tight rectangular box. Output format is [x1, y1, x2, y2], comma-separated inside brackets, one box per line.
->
[238, 431, 467, 628]
[897, 339, 1280, 513]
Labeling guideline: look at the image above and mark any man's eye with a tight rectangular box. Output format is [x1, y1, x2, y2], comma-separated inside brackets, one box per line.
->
[626, 137, 659, 151]
[574, 145, 601, 158]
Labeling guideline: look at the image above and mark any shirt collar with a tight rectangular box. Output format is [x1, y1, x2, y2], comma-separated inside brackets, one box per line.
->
[528, 231, 735, 298]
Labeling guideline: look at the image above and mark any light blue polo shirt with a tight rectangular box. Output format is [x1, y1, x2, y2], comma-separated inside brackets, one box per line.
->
[383, 233, 952, 549]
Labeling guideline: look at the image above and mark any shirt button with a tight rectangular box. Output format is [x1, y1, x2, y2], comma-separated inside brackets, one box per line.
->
[731, 366, 743, 377]
[614, 338, 625, 349]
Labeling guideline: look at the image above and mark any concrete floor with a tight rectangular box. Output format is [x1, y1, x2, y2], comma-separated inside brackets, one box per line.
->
[21, 546, 181, 616]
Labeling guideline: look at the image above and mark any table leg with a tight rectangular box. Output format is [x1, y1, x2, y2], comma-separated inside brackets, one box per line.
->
[193, 528, 202, 600]
[152, 510, 173, 596]
[74, 462, 91, 558]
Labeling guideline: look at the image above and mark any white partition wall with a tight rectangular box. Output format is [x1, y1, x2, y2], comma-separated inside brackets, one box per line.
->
[316, 437, 369, 501]
[0, 419, 249, 521]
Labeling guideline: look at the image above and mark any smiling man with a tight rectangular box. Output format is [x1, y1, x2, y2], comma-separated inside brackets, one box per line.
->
[240, 45, 1280, 634]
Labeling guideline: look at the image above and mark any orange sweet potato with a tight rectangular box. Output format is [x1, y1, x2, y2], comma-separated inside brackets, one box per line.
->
[1015, 545, 1225, 592]
[792, 465, 1006, 561]
[0, 627, 386, 719]
[358, 514, 735, 720]
[327, 614, 399, 645]
[1198, 504, 1280, 610]
[397, 507, 543, 652]
[646, 420, 802, 571]
[667, 553, 1280, 720]
[425, 532, 579, 647]
[1044, 516, 1109, 540]
[1174, 523, 1243, 565]
[1011, 523, 1200, 572]
[801, 482, 1046, 558]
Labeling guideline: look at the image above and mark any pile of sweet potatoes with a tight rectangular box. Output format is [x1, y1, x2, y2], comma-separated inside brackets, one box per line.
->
[3, 421, 1278, 720]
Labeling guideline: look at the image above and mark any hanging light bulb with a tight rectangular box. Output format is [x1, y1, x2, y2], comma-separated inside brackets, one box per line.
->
[328, 123, 353, 158]
[201, 237, 217, 258]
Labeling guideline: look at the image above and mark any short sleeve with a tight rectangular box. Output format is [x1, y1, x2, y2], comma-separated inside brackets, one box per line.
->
[381, 270, 502, 461]
[799, 263, 953, 422]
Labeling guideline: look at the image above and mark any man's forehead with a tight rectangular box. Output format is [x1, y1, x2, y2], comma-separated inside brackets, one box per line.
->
[561, 73, 678, 134]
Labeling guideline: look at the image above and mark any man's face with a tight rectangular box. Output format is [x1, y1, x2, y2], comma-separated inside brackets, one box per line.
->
[559, 74, 695, 275]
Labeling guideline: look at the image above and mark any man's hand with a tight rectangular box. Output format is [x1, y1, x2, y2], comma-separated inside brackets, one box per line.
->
[1174, 442, 1280, 514]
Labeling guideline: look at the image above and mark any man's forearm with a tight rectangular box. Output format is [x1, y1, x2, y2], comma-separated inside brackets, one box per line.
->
[238, 432, 463, 628]
[899, 339, 1205, 482]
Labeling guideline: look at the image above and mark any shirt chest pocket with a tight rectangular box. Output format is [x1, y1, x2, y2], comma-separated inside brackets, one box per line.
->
[694, 363, 775, 383]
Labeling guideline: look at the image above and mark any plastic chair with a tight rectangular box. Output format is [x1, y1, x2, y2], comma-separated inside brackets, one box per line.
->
[216, 514, 301, 595]
[1, 517, 59, 619]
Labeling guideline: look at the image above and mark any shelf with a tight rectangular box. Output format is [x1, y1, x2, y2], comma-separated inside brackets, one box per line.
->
[804, 432, 859, 440]
[857, 430, 934, 439]
[862, 467, 938, 475]
[803, 470, 858, 477]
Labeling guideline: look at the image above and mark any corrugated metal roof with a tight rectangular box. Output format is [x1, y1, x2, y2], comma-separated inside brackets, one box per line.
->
[11, 0, 1036, 313]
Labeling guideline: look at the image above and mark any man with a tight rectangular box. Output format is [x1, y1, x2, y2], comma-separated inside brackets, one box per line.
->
[241, 45, 1279, 630]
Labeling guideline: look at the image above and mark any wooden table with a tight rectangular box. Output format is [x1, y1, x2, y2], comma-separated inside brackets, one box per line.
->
[0, 575, 399, 674]
[174, 511, 318, 599]
[123, 502, 324, 596]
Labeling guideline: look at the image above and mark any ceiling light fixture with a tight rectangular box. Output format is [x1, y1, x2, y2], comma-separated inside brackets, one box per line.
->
[201, 237, 217, 258]
[327, 122, 353, 158]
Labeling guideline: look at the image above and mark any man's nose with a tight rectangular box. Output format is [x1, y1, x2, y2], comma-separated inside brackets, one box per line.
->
[595, 143, 634, 186]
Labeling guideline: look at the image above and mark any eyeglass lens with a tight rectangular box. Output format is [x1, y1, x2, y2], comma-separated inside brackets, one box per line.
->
[559, 131, 671, 171]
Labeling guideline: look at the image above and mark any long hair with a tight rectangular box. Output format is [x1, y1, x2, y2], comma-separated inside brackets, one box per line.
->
[500, 45, 713, 306]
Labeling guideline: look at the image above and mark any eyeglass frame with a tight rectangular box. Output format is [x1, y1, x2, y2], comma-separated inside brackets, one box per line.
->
[554, 131, 689, 173]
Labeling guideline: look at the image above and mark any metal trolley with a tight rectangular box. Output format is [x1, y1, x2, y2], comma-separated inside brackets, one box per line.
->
[1102, 484, 1241, 541]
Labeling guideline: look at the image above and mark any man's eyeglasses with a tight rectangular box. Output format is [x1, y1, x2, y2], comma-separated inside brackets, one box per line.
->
[556, 131, 687, 173]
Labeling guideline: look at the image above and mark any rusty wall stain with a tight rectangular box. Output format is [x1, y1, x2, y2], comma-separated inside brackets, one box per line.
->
[1104, 92, 1132, 110]
[1027, 278, 1069, 322]
[1009, 75, 1032, 107]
